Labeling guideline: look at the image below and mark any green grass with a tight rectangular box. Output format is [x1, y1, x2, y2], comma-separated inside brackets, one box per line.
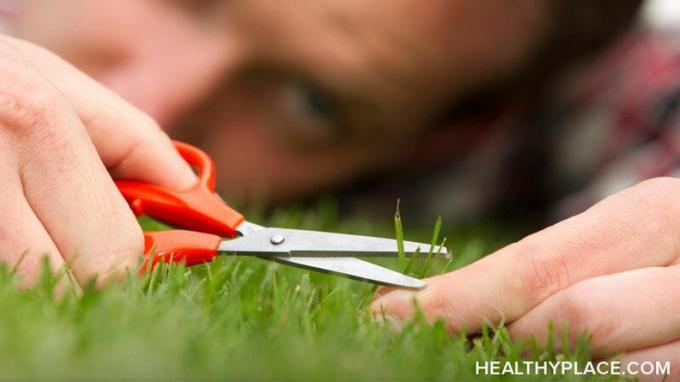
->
[0, 204, 634, 381]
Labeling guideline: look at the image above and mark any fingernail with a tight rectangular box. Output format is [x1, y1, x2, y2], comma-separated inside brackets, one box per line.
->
[372, 313, 404, 331]
[374, 285, 395, 299]
[370, 289, 419, 315]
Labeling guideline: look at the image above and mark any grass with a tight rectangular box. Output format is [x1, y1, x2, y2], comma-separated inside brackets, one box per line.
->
[0, 202, 635, 381]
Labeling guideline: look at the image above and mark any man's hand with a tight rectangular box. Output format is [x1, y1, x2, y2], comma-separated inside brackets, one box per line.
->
[0, 36, 196, 286]
[372, 177, 680, 375]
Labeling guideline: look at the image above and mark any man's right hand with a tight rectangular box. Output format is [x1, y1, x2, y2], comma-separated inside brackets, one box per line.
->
[0, 36, 196, 287]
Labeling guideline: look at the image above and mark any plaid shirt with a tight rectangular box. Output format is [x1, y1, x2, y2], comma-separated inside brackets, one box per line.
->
[414, 28, 680, 225]
[549, 30, 680, 217]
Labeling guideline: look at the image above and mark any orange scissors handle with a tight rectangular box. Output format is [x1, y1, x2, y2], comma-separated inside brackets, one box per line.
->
[140, 230, 223, 271]
[115, 141, 244, 265]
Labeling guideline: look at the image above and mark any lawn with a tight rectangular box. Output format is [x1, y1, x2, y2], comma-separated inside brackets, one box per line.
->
[0, 202, 634, 381]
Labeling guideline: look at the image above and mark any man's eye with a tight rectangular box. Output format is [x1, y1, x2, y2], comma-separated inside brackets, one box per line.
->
[284, 82, 338, 123]
[273, 81, 345, 147]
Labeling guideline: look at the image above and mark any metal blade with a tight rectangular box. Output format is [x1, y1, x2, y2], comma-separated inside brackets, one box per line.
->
[218, 227, 449, 257]
[269, 256, 426, 289]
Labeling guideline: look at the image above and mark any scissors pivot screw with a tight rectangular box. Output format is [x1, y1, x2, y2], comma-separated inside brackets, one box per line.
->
[270, 234, 286, 245]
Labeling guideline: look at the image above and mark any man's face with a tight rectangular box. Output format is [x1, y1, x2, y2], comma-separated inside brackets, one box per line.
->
[16, 0, 546, 202]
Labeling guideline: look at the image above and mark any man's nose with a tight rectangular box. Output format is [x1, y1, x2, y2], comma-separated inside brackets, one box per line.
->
[99, 30, 241, 128]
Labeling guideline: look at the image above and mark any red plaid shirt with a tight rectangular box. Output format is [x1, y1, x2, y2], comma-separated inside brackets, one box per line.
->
[551, 30, 680, 215]
[419, 29, 680, 224]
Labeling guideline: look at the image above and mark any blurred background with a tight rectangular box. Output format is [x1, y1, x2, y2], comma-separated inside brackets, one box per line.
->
[1, 0, 679, 231]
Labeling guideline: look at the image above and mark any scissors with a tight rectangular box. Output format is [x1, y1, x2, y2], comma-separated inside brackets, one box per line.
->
[115, 141, 446, 289]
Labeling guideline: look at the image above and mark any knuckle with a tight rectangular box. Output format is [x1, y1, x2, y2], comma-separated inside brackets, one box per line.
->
[104, 112, 170, 174]
[615, 177, 680, 253]
[556, 282, 613, 343]
[556, 289, 590, 337]
[123, 108, 164, 141]
[515, 240, 573, 304]
[0, 74, 66, 143]
[128, 113, 171, 149]
[134, 111, 163, 134]
[419, 284, 454, 319]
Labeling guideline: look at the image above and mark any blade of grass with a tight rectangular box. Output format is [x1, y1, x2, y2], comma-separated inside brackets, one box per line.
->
[394, 199, 406, 269]
[10, 251, 29, 275]
[429, 215, 443, 254]
[0, 204, 611, 381]
[419, 216, 443, 278]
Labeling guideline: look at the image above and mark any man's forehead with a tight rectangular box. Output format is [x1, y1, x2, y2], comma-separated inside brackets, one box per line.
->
[223, 0, 540, 128]
[232, 0, 455, 53]
[230, 0, 456, 91]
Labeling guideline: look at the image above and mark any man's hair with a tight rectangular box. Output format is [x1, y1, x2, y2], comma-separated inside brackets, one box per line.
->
[438, 0, 644, 123]
[537, 0, 644, 80]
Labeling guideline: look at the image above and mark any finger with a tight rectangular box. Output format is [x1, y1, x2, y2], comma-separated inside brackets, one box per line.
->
[372, 178, 680, 332]
[15, 100, 142, 285]
[0, 45, 143, 285]
[2, 35, 196, 190]
[0, 175, 66, 286]
[507, 265, 680, 358]
[620, 340, 680, 382]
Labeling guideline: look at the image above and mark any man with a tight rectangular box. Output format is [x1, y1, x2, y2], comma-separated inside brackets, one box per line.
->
[0, 0, 678, 376]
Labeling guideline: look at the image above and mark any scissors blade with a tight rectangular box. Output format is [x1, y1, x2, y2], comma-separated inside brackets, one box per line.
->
[268, 256, 426, 289]
[218, 227, 449, 257]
